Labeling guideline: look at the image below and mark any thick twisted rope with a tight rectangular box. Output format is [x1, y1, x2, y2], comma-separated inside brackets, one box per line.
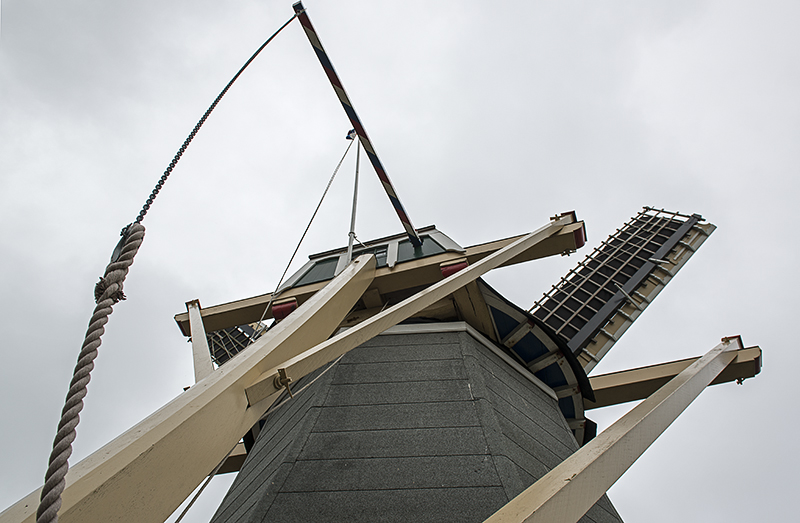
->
[33, 14, 300, 521]
[36, 223, 145, 523]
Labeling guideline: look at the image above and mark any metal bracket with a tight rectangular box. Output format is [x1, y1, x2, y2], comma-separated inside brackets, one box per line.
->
[613, 283, 645, 312]
[274, 368, 294, 398]
[581, 348, 601, 363]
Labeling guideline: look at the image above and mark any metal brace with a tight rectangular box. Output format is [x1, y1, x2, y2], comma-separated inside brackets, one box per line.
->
[582, 348, 601, 363]
[613, 283, 645, 312]
[274, 368, 294, 398]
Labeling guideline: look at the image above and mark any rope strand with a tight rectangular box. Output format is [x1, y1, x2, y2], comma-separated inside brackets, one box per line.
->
[36, 14, 299, 522]
[36, 224, 146, 523]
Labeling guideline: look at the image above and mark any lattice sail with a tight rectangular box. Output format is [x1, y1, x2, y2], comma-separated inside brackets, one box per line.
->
[530, 207, 715, 372]
[206, 323, 265, 366]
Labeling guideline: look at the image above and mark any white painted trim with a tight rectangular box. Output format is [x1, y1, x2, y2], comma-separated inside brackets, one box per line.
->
[428, 229, 467, 253]
[386, 240, 399, 268]
[186, 300, 214, 382]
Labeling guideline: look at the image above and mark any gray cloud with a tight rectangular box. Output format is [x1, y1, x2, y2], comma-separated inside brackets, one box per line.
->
[1, 1, 795, 521]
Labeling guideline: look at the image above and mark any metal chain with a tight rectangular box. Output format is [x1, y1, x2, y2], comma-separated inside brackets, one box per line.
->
[135, 13, 299, 224]
[35, 15, 300, 522]
[36, 223, 146, 523]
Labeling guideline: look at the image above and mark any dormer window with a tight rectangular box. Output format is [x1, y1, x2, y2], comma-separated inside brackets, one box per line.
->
[292, 257, 340, 287]
[352, 245, 389, 268]
[278, 227, 465, 293]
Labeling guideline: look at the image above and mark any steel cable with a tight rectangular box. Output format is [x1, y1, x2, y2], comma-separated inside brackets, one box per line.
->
[250, 138, 356, 341]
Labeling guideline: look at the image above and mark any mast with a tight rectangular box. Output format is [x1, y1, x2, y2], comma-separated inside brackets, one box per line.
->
[292, 1, 423, 247]
[346, 136, 360, 264]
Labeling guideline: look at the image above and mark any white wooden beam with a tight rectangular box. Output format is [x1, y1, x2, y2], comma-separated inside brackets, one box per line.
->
[484, 336, 745, 523]
[0, 254, 376, 523]
[1, 214, 576, 523]
[172, 220, 586, 335]
[244, 215, 573, 406]
[186, 299, 214, 382]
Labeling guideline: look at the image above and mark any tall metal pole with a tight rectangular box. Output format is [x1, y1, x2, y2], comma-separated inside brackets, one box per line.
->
[346, 140, 361, 264]
[292, 1, 422, 247]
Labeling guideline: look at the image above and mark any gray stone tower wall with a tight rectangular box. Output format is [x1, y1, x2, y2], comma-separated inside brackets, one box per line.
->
[210, 326, 623, 523]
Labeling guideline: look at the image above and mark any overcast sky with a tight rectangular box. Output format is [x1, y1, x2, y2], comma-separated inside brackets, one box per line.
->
[1, 1, 797, 521]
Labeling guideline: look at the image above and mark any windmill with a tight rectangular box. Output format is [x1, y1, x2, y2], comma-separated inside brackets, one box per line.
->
[184, 207, 758, 523]
[0, 3, 761, 522]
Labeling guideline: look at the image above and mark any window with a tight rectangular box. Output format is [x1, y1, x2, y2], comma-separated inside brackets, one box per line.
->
[293, 257, 339, 287]
[396, 236, 445, 263]
[352, 246, 389, 268]
[289, 234, 451, 290]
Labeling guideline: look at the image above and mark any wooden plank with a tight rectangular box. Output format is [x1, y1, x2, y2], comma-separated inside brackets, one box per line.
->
[469, 222, 585, 268]
[217, 443, 247, 475]
[186, 300, 214, 382]
[452, 281, 496, 341]
[361, 288, 383, 309]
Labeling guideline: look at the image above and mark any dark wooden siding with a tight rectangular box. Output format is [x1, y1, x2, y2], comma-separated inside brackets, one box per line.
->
[210, 328, 623, 523]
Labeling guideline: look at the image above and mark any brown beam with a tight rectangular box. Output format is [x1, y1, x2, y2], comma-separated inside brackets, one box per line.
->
[217, 443, 247, 475]
[452, 280, 496, 341]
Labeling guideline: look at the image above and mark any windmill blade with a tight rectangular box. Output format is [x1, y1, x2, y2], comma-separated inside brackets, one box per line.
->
[529, 207, 715, 372]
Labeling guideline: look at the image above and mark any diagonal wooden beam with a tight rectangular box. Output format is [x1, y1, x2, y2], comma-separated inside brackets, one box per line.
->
[0, 255, 376, 523]
[484, 336, 748, 523]
[172, 221, 586, 336]
[243, 214, 575, 406]
[2, 214, 578, 523]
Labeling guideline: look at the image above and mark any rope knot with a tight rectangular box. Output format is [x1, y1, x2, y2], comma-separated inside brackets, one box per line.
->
[94, 278, 126, 304]
[37, 222, 145, 523]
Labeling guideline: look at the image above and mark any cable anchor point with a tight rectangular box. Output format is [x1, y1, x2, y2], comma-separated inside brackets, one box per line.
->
[274, 368, 294, 398]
